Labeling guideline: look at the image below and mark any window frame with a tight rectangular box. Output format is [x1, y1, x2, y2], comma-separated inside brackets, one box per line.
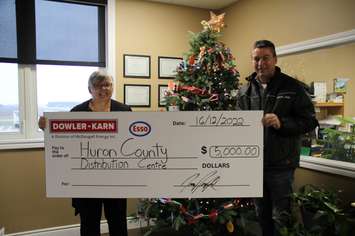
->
[0, 0, 115, 149]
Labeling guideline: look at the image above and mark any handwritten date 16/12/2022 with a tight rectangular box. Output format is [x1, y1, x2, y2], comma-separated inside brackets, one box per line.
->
[193, 113, 247, 127]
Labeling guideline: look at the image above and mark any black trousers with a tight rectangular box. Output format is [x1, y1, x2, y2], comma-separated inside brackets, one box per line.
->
[75, 198, 127, 236]
[254, 169, 294, 236]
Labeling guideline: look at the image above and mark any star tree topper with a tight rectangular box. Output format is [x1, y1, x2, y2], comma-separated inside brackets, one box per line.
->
[201, 11, 226, 32]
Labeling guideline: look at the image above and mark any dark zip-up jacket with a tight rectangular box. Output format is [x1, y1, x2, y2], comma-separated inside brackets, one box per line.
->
[70, 98, 131, 215]
[236, 67, 318, 170]
[70, 99, 131, 112]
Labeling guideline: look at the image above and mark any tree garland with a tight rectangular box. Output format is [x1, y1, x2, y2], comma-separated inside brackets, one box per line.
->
[158, 198, 252, 224]
[140, 198, 255, 235]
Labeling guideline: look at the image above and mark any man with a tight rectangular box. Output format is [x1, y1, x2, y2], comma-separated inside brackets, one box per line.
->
[236, 40, 318, 235]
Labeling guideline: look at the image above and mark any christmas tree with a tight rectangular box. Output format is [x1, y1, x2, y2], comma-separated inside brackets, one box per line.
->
[139, 13, 257, 236]
[164, 12, 239, 111]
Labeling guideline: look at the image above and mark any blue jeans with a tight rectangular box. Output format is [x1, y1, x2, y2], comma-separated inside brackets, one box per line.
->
[254, 169, 294, 236]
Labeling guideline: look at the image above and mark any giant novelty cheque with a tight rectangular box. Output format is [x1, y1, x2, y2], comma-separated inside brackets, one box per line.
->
[45, 111, 263, 198]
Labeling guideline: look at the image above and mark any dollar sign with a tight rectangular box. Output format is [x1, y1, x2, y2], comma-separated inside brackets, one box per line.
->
[201, 146, 207, 155]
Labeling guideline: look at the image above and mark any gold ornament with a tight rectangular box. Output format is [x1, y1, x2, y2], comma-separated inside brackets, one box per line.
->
[201, 20, 209, 30]
[226, 220, 234, 233]
[207, 11, 225, 32]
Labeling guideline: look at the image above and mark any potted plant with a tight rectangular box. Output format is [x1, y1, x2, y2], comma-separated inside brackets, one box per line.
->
[320, 116, 355, 163]
[292, 184, 351, 235]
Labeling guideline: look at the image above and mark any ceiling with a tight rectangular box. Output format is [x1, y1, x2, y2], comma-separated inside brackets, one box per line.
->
[144, 0, 238, 10]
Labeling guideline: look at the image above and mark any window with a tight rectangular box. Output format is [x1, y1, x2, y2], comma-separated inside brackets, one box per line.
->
[0, 0, 115, 149]
[0, 0, 17, 60]
[37, 65, 97, 115]
[0, 63, 19, 133]
[35, 0, 105, 66]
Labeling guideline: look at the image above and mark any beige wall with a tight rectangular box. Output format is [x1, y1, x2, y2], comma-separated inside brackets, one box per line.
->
[115, 0, 209, 111]
[278, 43, 355, 116]
[0, 148, 139, 233]
[222, 0, 355, 82]
[0, 149, 76, 233]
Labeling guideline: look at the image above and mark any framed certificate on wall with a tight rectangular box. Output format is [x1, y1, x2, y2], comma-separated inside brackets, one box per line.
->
[124, 54, 151, 78]
[158, 56, 182, 79]
[124, 84, 151, 107]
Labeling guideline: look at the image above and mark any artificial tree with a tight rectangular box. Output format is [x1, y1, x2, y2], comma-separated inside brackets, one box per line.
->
[140, 12, 256, 236]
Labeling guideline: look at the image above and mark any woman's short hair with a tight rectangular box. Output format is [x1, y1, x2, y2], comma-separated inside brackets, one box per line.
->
[88, 71, 112, 89]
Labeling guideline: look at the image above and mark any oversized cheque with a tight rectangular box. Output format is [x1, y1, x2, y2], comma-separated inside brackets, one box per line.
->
[45, 111, 263, 198]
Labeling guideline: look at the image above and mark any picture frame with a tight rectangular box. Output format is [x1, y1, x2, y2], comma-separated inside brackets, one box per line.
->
[334, 77, 349, 94]
[158, 85, 169, 107]
[158, 56, 183, 79]
[312, 81, 327, 103]
[123, 54, 150, 78]
[124, 84, 151, 107]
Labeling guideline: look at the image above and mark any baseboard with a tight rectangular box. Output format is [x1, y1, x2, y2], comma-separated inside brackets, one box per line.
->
[5, 218, 147, 236]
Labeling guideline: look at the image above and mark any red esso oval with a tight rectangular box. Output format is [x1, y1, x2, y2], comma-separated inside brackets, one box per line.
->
[129, 121, 151, 137]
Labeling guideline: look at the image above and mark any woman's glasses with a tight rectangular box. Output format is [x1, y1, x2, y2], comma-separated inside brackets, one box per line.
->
[93, 82, 112, 89]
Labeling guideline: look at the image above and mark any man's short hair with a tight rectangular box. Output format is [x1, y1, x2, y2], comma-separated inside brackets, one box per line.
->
[254, 40, 276, 57]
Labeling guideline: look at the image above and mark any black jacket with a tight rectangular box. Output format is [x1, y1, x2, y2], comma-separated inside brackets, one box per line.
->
[70, 99, 131, 214]
[236, 67, 318, 169]
[70, 99, 131, 112]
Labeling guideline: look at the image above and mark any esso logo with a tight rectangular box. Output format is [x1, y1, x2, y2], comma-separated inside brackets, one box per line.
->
[129, 121, 151, 137]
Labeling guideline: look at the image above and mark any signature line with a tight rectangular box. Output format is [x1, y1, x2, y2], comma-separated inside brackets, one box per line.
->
[72, 184, 147, 187]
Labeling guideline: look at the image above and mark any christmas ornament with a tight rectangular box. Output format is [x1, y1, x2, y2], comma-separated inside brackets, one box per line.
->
[226, 220, 234, 233]
[143, 12, 246, 236]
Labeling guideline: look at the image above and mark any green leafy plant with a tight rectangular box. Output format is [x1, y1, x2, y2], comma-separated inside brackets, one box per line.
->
[292, 184, 352, 235]
[275, 211, 315, 236]
[320, 116, 355, 163]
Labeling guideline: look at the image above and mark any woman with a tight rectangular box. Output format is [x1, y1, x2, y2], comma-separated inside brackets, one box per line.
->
[39, 71, 130, 236]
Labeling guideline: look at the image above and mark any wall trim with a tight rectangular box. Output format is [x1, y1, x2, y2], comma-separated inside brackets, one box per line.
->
[276, 29, 355, 56]
[107, 0, 116, 98]
[5, 219, 148, 236]
[300, 156, 355, 178]
[0, 139, 43, 150]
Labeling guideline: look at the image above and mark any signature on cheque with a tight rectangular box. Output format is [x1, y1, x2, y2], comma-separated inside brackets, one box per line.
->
[178, 170, 221, 193]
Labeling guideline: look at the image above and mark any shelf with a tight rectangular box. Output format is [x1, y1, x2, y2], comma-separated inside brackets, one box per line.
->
[314, 102, 344, 120]
[315, 102, 344, 107]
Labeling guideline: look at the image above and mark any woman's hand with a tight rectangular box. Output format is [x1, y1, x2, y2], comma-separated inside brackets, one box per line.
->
[38, 116, 47, 130]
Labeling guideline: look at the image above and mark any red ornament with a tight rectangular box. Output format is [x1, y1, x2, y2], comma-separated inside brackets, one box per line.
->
[180, 205, 187, 214]
[208, 209, 218, 222]
[188, 55, 195, 65]
[179, 85, 208, 96]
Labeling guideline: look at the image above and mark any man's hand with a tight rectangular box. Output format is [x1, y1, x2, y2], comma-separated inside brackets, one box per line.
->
[38, 116, 47, 130]
[262, 113, 281, 129]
